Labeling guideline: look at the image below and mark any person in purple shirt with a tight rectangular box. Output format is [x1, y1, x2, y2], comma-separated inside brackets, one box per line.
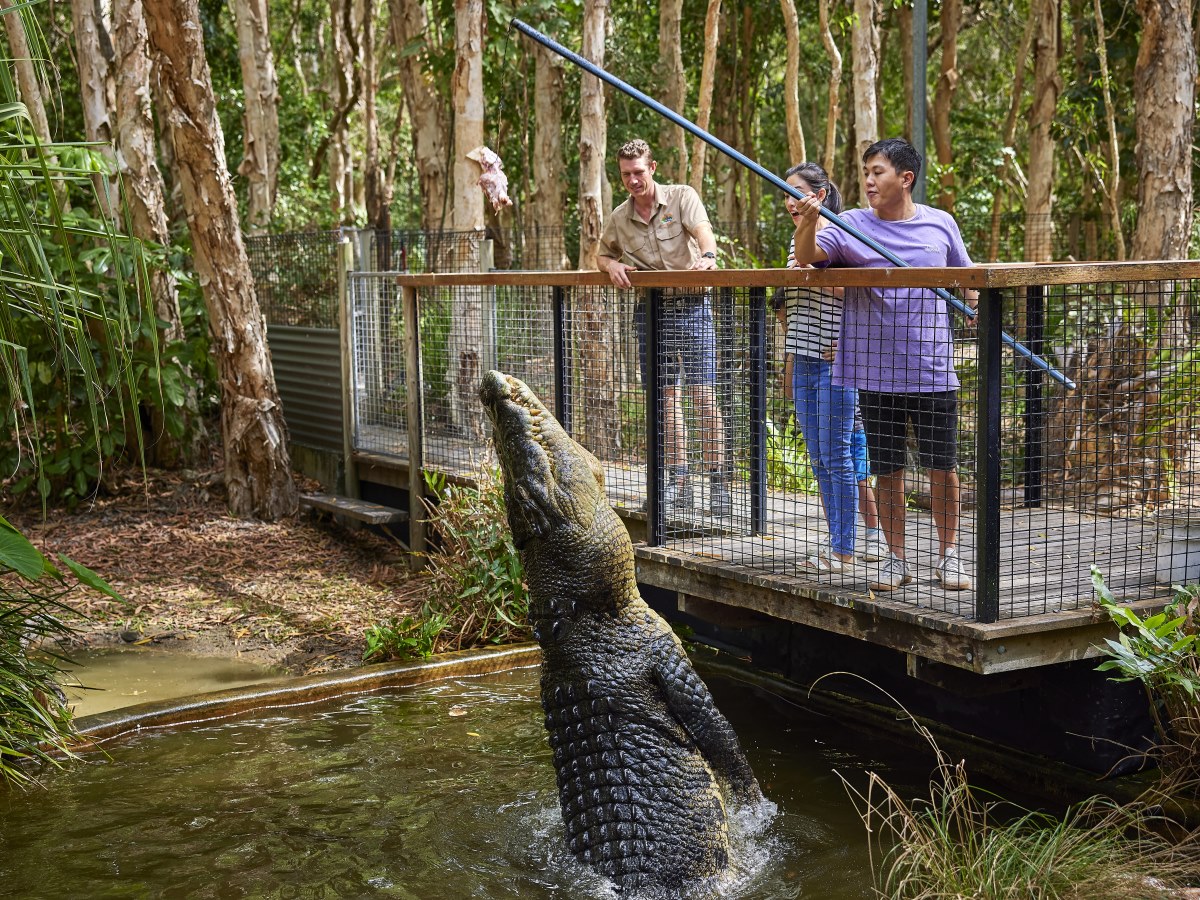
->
[790, 138, 977, 592]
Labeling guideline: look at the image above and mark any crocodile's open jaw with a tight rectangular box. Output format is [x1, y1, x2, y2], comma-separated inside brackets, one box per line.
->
[479, 370, 605, 549]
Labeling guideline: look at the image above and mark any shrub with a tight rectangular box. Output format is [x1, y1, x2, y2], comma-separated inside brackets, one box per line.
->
[363, 609, 448, 663]
[417, 467, 529, 651]
[1093, 566, 1200, 783]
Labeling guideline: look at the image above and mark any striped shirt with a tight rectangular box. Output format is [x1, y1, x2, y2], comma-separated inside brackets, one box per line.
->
[778, 237, 842, 359]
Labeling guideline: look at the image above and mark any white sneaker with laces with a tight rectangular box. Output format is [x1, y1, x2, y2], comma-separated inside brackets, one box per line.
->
[859, 530, 889, 563]
[936, 549, 971, 590]
[870, 553, 913, 591]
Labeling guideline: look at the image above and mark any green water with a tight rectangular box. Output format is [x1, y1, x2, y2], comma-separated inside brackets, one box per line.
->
[0, 666, 933, 898]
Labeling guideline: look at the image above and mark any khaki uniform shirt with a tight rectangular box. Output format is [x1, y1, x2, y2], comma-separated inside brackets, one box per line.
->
[597, 183, 711, 271]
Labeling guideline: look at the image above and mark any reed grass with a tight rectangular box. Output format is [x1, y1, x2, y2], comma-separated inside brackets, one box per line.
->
[825, 676, 1200, 899]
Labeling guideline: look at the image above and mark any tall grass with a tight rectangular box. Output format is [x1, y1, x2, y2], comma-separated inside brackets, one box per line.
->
[827, 676, 1200, 899]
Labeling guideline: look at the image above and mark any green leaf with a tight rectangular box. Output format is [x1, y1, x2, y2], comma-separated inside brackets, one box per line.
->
[57, 554, 124, 601]
[0, 516, 46, 580]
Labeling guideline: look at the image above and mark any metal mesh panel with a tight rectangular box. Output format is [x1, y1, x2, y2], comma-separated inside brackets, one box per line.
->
[349, 272, 409, 459]
[416, 282, 556, 478]
[246, 231, 341, 327]
[988, 278, 1200, 616]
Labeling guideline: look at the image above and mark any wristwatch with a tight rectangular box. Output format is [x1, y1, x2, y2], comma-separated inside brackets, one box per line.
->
[701, 251, 716, 259]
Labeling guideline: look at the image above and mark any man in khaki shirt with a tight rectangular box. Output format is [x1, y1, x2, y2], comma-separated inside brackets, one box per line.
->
[597, 139, 730, 517]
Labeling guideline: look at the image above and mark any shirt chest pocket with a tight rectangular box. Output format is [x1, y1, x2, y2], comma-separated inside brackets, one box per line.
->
[654, 219, 686, 249]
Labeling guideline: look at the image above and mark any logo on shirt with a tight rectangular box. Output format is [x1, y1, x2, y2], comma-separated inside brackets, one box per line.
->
[660, 213, 675, 225]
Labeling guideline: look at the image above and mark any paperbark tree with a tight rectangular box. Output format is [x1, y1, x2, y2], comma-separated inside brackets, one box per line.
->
[578, 0, 607, 270]
[144, 0, 298, 520]
[529, 41, 567, 269]
[576, 0, 618, 457]
[319, 0, 360, 222]
[851, 0, 880, 199]
[448, 0, 485, 437]
[930, 0, 962, 212]
[0, 0, 52, 148]
[780, 0, 807, 164]
[232, 0, 280, 233]
[362, 0, 390, 239]
[818, 0, 842, 174]
[69, 0, 118, 217]
[1024, 0, 1060, 262]
[657, 0, 688, 182]
[112, 0, 192, 466]
[1130, 0, 1195, 260]
[688, 0, 721, 193]
[389, 0, 448, 231]
[1092, 0, 1125, 259]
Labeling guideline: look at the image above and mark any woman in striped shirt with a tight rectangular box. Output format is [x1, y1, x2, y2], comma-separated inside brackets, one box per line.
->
[778, 162, 886, 571]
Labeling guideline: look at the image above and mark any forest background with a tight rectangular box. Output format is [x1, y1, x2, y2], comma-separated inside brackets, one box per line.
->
[0, 0, 1194, 517]
[47, 0, 1200, 273]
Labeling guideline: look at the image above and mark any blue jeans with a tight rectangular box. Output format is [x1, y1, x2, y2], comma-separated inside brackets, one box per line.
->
[793, 356, 859, 556]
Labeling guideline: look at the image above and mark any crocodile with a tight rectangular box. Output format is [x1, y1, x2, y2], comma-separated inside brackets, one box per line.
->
[478, 370, 765, 894]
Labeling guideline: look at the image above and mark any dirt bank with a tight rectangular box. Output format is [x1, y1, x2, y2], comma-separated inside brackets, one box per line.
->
[7, 463, 428, 675]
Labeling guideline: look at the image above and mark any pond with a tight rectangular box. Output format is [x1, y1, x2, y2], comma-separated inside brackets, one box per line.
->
[0, 661, 938, 898]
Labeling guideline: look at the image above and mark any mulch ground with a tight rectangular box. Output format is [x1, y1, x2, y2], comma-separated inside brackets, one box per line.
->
[6, 462, 430, 674]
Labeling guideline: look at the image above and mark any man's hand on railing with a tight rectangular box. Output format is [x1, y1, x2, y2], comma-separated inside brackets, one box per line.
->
[604, 260, 638, 289]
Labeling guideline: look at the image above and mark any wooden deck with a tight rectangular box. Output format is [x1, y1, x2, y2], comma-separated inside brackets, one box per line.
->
[351, 423, 1178, 675]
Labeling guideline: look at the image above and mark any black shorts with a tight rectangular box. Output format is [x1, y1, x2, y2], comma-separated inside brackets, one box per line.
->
[859, 390, 958, 475]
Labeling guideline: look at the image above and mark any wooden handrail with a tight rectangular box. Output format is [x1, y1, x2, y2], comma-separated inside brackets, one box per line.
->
[391, 258, 1200, 291]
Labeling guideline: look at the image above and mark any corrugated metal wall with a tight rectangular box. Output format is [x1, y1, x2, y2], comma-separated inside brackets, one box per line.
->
[268, 325, 343, 451]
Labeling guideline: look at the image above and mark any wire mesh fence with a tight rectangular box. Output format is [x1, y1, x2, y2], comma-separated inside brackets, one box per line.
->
[349, 267, 1199, 624]
[246, 231, 342, 328]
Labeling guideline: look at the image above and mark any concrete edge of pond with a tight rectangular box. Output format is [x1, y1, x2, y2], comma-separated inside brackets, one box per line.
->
[70, 643, 542, 748]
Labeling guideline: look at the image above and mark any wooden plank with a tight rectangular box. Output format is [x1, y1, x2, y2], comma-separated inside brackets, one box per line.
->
[300, 492, 408, 525]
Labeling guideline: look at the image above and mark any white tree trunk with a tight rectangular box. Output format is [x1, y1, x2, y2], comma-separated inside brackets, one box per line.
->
[577, 0, 608, 270]
[144, 0, 298, 519]
[530, 42, 567, 269]
[1131, 0, 1196, 260]
[851, 0, 880, 194]
[449, 0, 485, 437]
[657, 0, 688, 182]
[818, 0, 842, 175]
[688, 0, 721, 193]
[780, 0, 806, 164]
[232, 0, 280, 233]
[1024, 0, 1060, 262]
[70, 0, 118, 217]
[389, 0, 448, 231]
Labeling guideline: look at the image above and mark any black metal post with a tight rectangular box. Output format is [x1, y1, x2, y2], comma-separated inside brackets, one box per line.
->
[645, 290, 663, 546]
[975, 287, 1003, 623]
[1022, 285, 1045, 508]
[552, 286, 571, 435]
[749, 286, 767, 535]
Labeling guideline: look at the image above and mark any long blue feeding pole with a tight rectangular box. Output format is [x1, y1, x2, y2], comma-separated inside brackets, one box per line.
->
[509, 17, 1074, 391]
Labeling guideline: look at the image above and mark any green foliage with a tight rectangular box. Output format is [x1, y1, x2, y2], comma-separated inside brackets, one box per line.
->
[419, 467, 530, 651]
[1093, 566, 1200, 779]
[0, 515, 122, 788]
[836, 676, 1200, 899]
[764, 416, 818, 494]
[363, 609, 448, 662]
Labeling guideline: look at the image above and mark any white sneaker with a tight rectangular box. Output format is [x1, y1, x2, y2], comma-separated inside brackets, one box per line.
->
[936, 549, 972, 590]
[870, 554, 913, 591]
[859, 530, 889, 563]
[802, 536, 854, 573]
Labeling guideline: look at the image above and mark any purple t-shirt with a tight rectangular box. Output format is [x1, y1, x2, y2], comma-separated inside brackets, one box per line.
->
[814, 205, 972, 393]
